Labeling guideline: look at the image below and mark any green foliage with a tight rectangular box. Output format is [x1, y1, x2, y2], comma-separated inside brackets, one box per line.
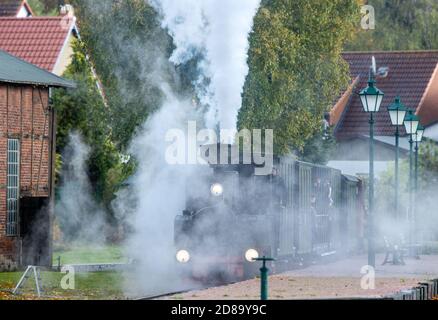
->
[52, 38, 135, 217]
[347, 0, 438, 50]
[376, 140, 438, 219]
[53, 245, 127, 264]
[238, 0, 360, 160]
[53, 39, 107, 153]
[70, 0, 180, 149]
[375, 158, 409, 215]
[299, 126, 337, 164]
[418, 140, 438, 187]
[53, 1, 184, 227]
[27, 0, 58, 16]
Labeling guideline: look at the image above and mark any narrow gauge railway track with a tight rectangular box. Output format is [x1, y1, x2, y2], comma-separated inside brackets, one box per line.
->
[137, 286, 214, 300]
[137, 278, 243, 300]
[137, 289, 192, 300]
[136, 253, 349, 300]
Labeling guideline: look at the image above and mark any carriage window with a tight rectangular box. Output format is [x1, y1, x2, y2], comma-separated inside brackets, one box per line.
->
[6, 139, 20, 236]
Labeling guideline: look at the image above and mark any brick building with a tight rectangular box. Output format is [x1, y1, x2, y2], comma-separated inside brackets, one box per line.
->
[0, 49, 74, 270]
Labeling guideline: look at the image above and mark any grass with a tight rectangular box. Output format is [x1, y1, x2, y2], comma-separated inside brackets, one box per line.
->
[53, 244, 128, 265]
[0, 245, 132, 300]
[0, 271, 126, 300]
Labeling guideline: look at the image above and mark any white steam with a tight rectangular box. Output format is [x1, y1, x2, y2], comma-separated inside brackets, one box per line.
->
[120, 90, 202, 295]
[55, 133, 106, 244]
[150, 0, 261, 136]
[85, 0, 262, 295]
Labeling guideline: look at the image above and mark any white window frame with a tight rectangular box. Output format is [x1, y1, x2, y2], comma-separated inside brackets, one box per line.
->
[6, 139, 20, 237]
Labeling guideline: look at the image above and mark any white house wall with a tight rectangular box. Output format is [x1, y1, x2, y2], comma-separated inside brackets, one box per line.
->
[328, 160, 393, 177]
[424, 123, 438, 142]
[16, 6, 31, 18]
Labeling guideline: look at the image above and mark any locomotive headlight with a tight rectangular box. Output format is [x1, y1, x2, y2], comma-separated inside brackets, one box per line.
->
[176, 250, 190, 263]
[210, 183, 224, 197]
[245, 249, 259, 262]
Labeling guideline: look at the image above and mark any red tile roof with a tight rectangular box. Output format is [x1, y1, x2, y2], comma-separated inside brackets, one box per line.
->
[336, 51, 438, 138]
[0, 16, 75, 72]
[0, 0, 31, 17]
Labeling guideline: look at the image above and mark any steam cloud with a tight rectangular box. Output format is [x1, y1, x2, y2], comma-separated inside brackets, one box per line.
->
[71, 0, 262, 295]
[120, 90, 200, 295]
[113, 1, 262, 295]
[55, 132, 106, 244]
[150, 0, 261, 138]
[57, 2, 438, 296]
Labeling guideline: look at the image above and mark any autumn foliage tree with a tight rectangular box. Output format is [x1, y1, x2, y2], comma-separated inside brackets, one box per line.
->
[238, 0, 361, 162]
[347, 0, 438, 51]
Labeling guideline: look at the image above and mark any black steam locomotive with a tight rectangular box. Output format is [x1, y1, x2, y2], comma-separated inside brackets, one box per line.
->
[174, 145, 364, 280]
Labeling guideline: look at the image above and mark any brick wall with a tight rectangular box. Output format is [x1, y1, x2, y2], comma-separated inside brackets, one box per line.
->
[0, 83, 54, 268]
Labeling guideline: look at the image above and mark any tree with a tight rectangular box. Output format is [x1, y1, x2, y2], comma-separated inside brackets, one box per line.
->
[52, 38, 134, 215]
[52, 0, 188, 223]
[70, 0, 184, 150]
[418, 140, 438, 187]
[375, 140, 438, 240]
[27, 0, 58, 15]
[238, 0, 360, 161]
[347, 0, 438, 51]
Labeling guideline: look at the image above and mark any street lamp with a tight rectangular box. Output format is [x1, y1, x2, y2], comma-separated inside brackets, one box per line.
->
[413, 124, 425, 251]
[403, 110, 420, 256]
[413, 124, 425, 192]
[359, 69, 385, 268]
[387, 97, 407, 221]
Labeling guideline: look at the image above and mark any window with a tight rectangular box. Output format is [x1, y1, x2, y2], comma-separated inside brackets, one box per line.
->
[6, 139, 20, 236]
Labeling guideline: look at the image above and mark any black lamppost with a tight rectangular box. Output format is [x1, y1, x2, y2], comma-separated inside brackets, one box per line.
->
[387, 97, 407, 221]
[359, 69, 385, 268]
[403, 111, 419, 254]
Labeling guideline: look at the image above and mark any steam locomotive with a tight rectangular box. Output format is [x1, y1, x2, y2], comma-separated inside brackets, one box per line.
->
[174, 144, 364, 281]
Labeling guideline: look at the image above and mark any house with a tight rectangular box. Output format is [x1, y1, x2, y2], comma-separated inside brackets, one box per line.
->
[0, 0, 33, 17]
[328, 51, 438, 176]
[0, 6, 107, 102]
[0, 49, 74, 271]
[0, 15, 78, 76]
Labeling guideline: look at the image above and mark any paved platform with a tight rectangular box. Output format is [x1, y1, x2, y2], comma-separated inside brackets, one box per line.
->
[165, 254, 438, 300]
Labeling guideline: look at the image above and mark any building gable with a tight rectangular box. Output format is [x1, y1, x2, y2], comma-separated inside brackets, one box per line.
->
[0, 0, 33, 17]
[332, 51, 438, 139]
[0, 16, 77, 75]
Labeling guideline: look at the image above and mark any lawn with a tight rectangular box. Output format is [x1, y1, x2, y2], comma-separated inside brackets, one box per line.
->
[53, 244, 129, 265]
[0, 271, 127, 300]
[0, 245, 131, 300]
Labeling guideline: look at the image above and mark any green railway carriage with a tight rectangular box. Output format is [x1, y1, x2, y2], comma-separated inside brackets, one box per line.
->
[276, 158, 356, 259]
